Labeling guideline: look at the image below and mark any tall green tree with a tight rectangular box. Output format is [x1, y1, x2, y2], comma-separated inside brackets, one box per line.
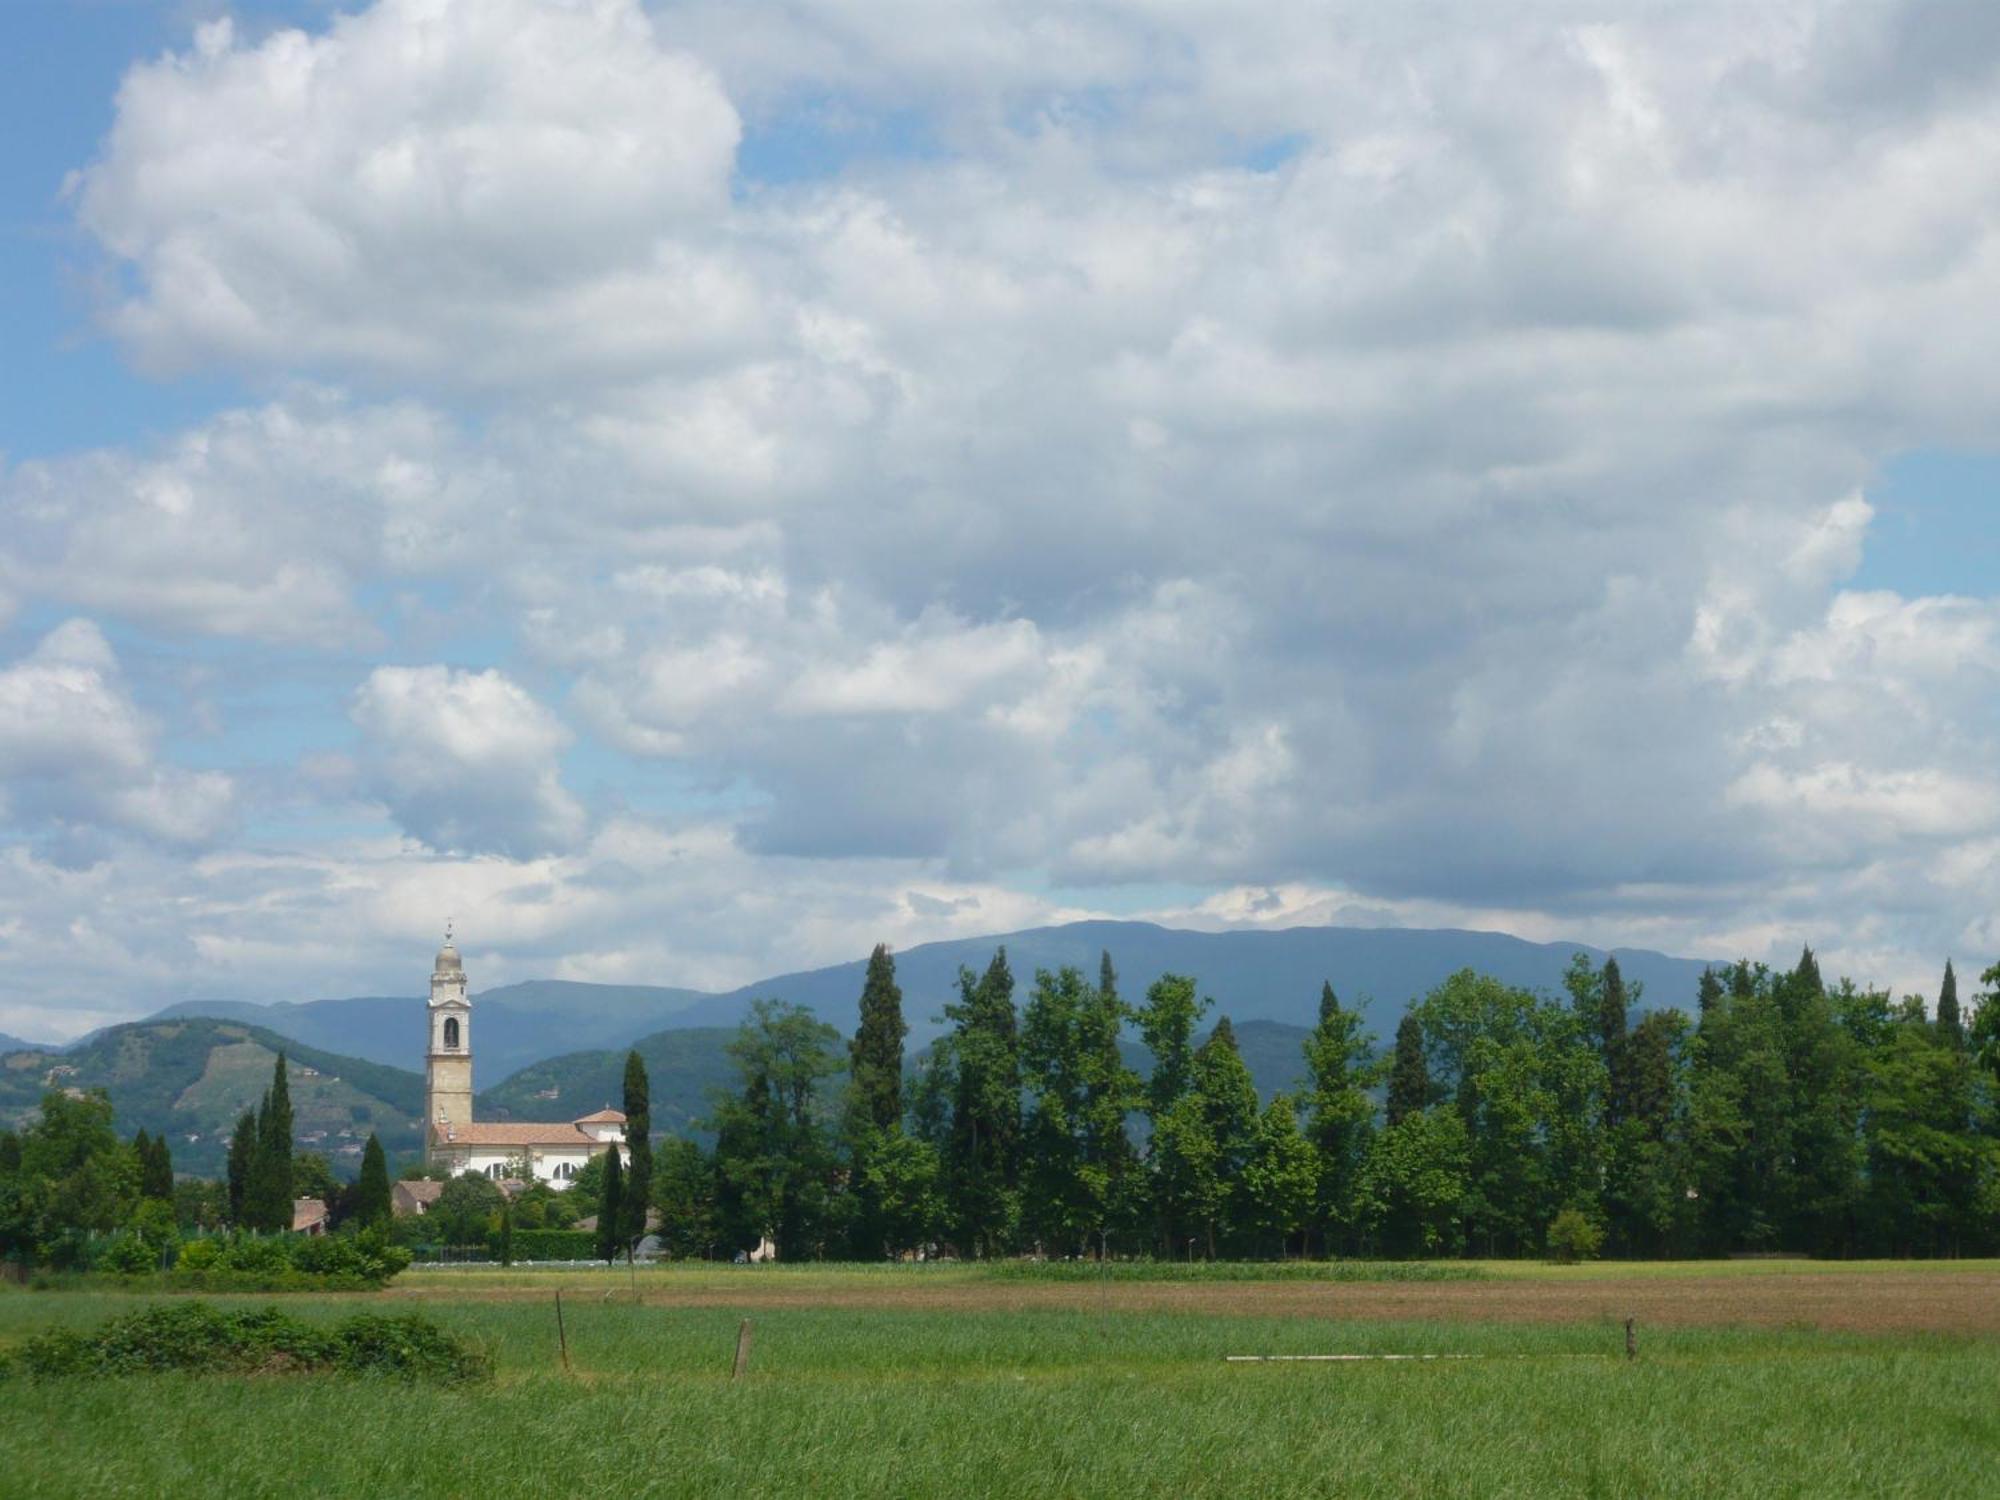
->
[245, 1054, 295, 1232]
[620, 1049, 653, 1256]
[1937, 960, 1965, 1050]
[711, 999, 843, 1259]
[596, 1145, 624, 1264]
[1019, 964, 1143, 1257]
[943, 950, 1021, 1257]
[1137, 974, 1208, 1122]
[225, 1108, 256, 1225]
[1301, 982, 1375, 1253]
[653, 1138, 723, 1260]
[1192, 1018, 1260, 1256]
[1385, 1013, 1429, 1126]
[851, 944, 908, 1133]
[354, 1134, 393, 1228]
[1242, 1094, 1317, 1256]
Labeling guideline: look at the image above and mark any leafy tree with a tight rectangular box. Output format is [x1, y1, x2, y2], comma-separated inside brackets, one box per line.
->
[1301, 982, 1375, 1253]
[1385, 1013, 1429, 1126]
[711, 999, 842, 1259]
[653, 1137, 723, 1259]
[1192, 1019, 1260, 1255]
[292, 1152, 337, 1204]
[1148, 1094, 1219, 1260]
[942, 951, 1021, 1257]
[620, 1049, 653, 1257]
[596, 1146, 624, 1264]
[433, 1173, 505, 1248]
[1019, 964, 1143, 1257]
[10, 1091, 138, 1266]
[353, 1134, 393, 1229]
[1242, 1094, 1317, 1256]
[498, 1201, 515, 1266]
[850, 944, 908, 1134]
[1137, 973, 1208, 1122]
[1357, 1107, 1469, 1257]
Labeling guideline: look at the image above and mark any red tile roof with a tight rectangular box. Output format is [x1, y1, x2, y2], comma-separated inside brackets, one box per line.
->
[573, 1108, 627, 1125]
[430, 1121, 599, 1147]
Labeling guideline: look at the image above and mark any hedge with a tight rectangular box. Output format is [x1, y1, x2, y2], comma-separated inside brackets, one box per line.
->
[486, 1228, 598, 1261]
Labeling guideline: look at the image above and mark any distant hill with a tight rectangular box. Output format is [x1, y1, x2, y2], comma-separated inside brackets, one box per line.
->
[480, 1015, 1319, 1148]
[123, 922, 1716, 1099]
[152, 979, 711, 1081]
[478, 1027, 744, 1139]
[0, 1032, 44, 1054]
[0, 1019, 425, 1177]
[665, 920, 1719, 1045]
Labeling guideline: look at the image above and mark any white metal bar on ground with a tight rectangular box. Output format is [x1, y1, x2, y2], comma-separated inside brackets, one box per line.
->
[1208, 1360, 1480, 1368]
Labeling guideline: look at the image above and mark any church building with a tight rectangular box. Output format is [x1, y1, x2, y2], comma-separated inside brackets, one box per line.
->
[423, 934, 626, 1186]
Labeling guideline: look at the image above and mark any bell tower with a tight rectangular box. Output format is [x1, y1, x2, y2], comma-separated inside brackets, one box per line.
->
[424, 928, 474, 1151]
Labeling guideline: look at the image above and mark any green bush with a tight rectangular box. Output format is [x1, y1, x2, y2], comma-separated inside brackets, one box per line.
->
[157, 1228, 410, 1290]
[95, 1233, 161, 1276]
[1545, 1208, 1605, 1265]
[15, 1302, 488, 1383]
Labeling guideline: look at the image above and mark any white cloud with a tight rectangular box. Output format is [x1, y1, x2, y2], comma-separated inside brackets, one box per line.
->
[74, 0, 744, 381]
[0, 621, 234, 848]
[350, 665, 586, 857]
[5, 0, 2000, 1021]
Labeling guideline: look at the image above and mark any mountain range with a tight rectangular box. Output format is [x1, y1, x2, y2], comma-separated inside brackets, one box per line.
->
[6, 921, 1725, 1173]
[146, 920, 1718, 1075]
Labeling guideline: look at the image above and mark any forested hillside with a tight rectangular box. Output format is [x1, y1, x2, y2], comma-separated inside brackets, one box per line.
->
[0, 1020, 424, 1177]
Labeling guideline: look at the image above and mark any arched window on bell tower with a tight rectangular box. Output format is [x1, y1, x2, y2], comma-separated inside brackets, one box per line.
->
[443, 1017, 460, 1050]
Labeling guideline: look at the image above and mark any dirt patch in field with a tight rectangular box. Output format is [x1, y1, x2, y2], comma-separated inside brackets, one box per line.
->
[385, 1270, 2000, 1336]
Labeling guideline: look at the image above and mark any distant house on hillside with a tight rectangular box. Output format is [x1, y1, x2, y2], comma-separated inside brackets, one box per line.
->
[292, 1198, 330, 1236]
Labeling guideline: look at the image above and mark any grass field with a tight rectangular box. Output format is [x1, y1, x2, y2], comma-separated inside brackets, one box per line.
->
[3, 1260, 1998, 1497]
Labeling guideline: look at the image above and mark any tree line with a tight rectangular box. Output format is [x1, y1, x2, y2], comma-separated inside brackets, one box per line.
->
[649, 943, 2000, 1261]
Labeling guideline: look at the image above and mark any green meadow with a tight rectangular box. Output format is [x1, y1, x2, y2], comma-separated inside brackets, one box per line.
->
[4, 1262, 1999, 1498]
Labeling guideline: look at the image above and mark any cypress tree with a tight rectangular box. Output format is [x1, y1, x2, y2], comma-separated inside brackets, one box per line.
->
[355, 1134, 392, 1227]
[1696, 968, 1723, 1019]
[133, 1129, 154, 1194]
[1600, 957, 1631, 1127]
[499, 1202, 516, 1267]
[620, 1050, 653, 1255]
[0, 1128, 20, 1178]
[850, 944, 907, 1134]
[249, 1055, 295, 1231]
[1385, 1013, 1429, 1126]
[945, 949, 1021, 1257]
[1793, 946, 1823, 996]
[597, 1145, 625, 1263]
[1938, 960, 1965, 1049]
[226, 1108, 257, 1225]
[1302, 982, 1374, 1254]
[142, 1132, 174, 1199]
[1099, 950, 1119, 1007]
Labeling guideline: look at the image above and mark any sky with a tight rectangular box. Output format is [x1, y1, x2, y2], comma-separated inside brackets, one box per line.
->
[3, 0, 1999, 1042]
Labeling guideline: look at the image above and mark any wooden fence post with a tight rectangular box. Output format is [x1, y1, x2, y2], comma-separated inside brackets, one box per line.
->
[732, 1318, 754, 1381]
[555, 1289, 570, 1373]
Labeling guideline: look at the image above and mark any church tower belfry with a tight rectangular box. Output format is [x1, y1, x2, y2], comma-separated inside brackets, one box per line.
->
[424, 928, 474, 1147]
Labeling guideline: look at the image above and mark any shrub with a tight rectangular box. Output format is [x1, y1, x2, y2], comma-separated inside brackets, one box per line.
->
[15, 1302, 488, 1383]
[1546, 1208, 1605, 1265]
[96, 1233, 161, 1276]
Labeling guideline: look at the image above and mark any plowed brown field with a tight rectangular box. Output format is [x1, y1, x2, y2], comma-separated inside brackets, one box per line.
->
[387, 1265, 2000, 1335]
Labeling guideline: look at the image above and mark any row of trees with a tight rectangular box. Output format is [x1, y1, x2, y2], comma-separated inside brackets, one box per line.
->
[642, 944, 2000, 1261]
